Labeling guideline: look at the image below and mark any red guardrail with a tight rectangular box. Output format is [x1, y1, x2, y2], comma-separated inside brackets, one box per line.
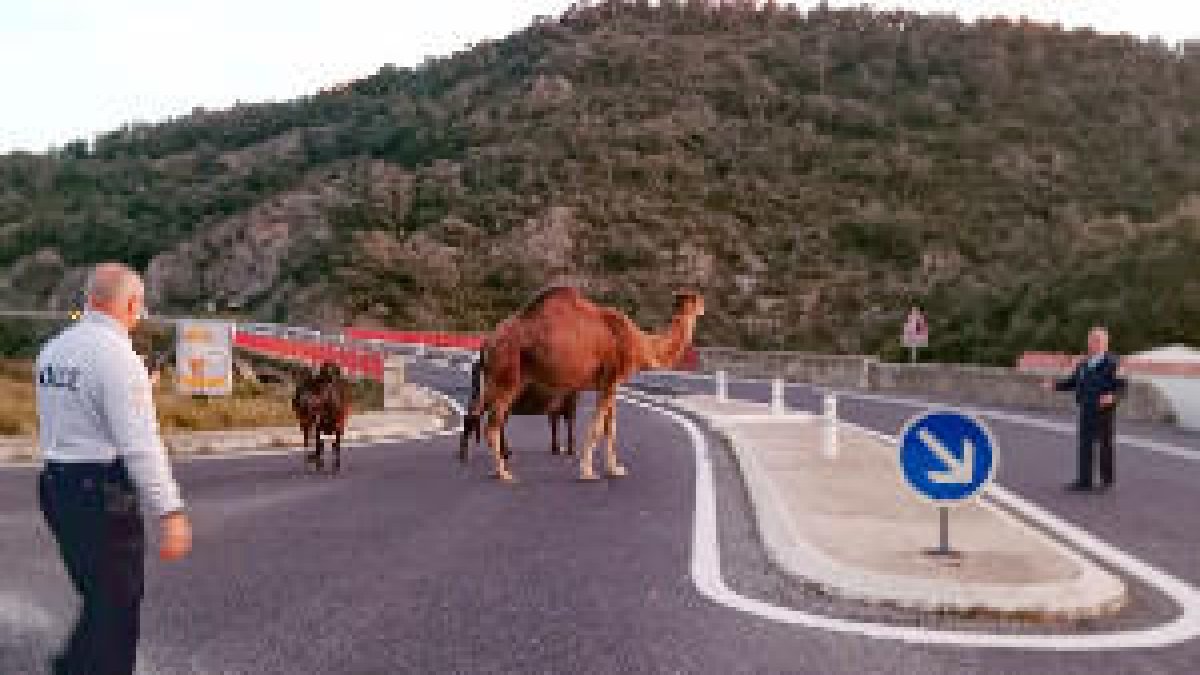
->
[676, 346, 699, 371]
[234, 332, 384, 381]
[343, 328, 484, 351]
[1018, 352, 1200, 378]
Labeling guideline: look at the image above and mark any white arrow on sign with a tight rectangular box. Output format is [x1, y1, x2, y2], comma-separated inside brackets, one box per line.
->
[918, 428, 974, 484]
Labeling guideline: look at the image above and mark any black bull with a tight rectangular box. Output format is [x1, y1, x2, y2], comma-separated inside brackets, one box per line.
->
[459, 357, 577, 465]
[293, 363, 352, 474]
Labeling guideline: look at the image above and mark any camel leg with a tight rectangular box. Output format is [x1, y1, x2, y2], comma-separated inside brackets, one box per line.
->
[603, 405, 626, 478]
[578, 398, 614, 481]
[484, 397, 515, 482]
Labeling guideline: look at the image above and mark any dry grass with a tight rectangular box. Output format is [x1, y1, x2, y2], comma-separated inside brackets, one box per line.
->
[0, 375, 38, 436]
[154, 389, 297, 432]
[2, 360, 298, 436]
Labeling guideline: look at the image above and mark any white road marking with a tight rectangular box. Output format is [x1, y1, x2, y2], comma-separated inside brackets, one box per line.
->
[622, 394, 1200, 650]
[830, 387, 1200, 462]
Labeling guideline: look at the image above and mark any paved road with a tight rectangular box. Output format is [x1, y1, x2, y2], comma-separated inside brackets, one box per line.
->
[2, 362, 1199, 673]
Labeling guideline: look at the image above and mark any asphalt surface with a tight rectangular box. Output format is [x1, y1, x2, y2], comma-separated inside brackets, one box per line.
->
[2, 361, 1199, 674]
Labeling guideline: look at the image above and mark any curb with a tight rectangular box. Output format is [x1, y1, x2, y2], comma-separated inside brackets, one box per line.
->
[0, 410, 451, 466]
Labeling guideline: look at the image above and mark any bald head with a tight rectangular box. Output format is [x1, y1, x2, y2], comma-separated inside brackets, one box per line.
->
[86, 263, 141, 305]
[85, 262, 146, 331]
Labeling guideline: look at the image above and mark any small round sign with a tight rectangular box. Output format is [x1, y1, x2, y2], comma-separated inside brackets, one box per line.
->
[897, 410, 997, 505]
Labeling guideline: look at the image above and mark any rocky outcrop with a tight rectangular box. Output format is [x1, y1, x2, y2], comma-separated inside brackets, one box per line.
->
[144, 159, 411, 319]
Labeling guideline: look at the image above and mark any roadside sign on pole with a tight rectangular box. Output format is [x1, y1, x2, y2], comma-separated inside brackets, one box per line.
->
[176, 319, 233, 396]
[897, 410, 997, 556]
[903, 309, 928, 346]
[903, 308, 928, 362]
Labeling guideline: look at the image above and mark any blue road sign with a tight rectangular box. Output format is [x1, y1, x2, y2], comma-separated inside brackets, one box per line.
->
[898, 411, 997, 504]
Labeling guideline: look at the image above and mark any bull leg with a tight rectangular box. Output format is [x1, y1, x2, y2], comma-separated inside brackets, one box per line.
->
[303, 423, 317, 472]
[566, 408, 576, 457]
[459, 415, 478, 465]
[549, 414, 561, 455]
[314, 435, 325, 473]
[333, 429, 343, 475]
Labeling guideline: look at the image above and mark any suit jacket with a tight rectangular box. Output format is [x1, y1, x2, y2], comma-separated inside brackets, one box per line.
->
[1055, 352, 1126, 414]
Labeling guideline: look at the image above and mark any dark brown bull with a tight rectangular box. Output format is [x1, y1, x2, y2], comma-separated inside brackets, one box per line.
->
[460, 356, 577, 465]
[293, 363, 352, 474]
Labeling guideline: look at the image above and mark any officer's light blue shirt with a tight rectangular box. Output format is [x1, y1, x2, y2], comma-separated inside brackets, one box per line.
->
[35, 311, 184, 516]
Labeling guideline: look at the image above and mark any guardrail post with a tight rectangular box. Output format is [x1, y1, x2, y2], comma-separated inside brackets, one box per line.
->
[823, 391, 838, 459]
[771, 378, 786, 415]
[715, 370, 728, 402]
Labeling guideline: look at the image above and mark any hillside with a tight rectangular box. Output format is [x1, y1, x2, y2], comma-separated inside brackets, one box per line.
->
[2, 1, 1200, 364]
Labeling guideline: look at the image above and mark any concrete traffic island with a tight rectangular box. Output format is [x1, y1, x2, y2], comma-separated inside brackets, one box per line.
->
[672, 394, 1127, 621]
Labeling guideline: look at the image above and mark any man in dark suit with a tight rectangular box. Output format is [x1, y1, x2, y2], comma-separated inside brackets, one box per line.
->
[1044, 327, 1126, 492]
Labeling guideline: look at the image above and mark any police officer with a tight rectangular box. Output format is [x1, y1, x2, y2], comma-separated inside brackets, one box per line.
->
[1044, 326, 1126, 492]
[36, 262, 192, 675]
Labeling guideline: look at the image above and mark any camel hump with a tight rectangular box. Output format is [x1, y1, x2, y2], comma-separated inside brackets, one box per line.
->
[519, 285, 586, 315]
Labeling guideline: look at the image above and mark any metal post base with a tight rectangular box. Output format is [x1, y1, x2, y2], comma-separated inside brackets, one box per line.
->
[922, 507, 961, 558]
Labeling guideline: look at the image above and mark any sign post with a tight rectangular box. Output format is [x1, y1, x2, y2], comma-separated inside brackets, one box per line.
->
[897, 410, 997, 558]
[176, 319, 233, 396]
[903, 307, 929, 363]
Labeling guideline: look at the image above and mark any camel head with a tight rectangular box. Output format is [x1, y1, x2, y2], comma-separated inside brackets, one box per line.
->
[637, 290, 705, 370]
[673, 290, 705, 318]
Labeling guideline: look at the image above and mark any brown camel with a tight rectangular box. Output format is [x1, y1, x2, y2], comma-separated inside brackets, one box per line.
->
[473, 286, 704, 482]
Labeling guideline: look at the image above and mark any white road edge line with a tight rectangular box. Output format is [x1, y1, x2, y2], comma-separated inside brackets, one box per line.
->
[794, 381, 1199, 463]
[646, 372, 1198, 461]
[621, 394, 1200, 650]
[427, 389, 467, 435]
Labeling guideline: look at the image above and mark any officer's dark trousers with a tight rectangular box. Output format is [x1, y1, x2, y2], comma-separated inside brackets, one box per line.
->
[1077, 405, 1116, 487]
[39, 460, 145, 675]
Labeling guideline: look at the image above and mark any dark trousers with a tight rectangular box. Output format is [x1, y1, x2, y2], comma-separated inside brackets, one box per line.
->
[38, 460, 145, 675]
[1077, 405, 1116, 487]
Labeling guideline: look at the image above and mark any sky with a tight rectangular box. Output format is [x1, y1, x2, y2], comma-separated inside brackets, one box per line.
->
[2, 0, 1197, 153]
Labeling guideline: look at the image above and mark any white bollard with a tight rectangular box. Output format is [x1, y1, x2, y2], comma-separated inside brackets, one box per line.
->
[771, 378, 786, 415]
[716, 370, 728, 402]
[823, 392, 838, 459]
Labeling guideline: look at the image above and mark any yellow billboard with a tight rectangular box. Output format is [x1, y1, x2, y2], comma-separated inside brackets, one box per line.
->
[175, 319, 233, 395]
